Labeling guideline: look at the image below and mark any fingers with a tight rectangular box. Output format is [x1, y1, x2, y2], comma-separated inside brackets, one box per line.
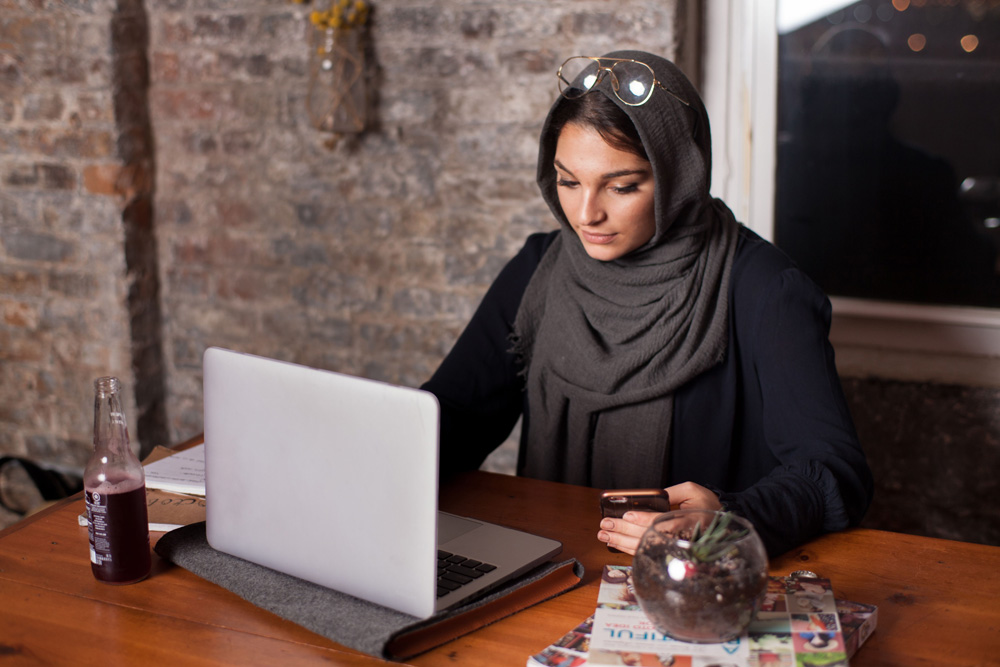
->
[597, 511, 660, 555]
[597, 521, 640, 555]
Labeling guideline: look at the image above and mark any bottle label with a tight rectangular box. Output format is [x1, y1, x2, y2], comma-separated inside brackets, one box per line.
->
[86, 490, 112, 565]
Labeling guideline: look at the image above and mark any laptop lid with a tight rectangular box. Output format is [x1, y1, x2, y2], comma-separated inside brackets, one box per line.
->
[203, 347, 561, 619]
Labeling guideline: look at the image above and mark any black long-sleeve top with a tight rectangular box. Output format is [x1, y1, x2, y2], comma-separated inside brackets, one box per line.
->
[422, 226, 874, 556]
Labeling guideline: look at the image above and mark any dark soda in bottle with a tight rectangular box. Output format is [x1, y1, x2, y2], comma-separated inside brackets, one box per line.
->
[84, 376, 151, 584]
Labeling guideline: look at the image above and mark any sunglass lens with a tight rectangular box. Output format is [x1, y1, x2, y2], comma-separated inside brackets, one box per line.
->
[611, 61, 655, 105]
[558, 57, 601, 99]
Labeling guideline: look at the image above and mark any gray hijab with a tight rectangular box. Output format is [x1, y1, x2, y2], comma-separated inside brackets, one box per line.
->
[512, 50, 740, 488]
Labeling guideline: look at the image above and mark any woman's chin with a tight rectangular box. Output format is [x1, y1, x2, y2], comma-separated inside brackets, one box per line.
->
[583, 243, 630, 262]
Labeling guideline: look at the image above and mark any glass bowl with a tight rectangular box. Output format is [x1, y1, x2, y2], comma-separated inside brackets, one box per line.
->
[632, 509, 768, 643]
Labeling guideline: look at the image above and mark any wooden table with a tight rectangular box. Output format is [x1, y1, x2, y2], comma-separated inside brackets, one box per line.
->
[2, 468, 998, 665]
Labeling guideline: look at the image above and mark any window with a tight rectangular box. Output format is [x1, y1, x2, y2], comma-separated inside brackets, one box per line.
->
[704, 0, 1000, 385]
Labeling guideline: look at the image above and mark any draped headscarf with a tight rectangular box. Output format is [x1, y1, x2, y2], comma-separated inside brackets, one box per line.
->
[512, 50, 740, 488]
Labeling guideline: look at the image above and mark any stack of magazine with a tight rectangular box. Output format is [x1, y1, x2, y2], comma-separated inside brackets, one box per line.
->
[528, 565, 877, 667]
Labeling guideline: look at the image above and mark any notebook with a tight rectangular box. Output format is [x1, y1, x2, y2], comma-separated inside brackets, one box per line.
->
[202, 346, 563, 620]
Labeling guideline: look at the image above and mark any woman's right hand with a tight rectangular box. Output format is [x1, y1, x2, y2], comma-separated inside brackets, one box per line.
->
[663, 481, 723, 512]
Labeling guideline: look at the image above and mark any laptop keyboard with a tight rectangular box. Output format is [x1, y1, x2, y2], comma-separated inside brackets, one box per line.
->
[437, 550, 497, 598]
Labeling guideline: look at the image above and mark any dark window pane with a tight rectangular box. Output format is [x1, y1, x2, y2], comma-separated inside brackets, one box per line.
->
[775, 0, 1000, 307]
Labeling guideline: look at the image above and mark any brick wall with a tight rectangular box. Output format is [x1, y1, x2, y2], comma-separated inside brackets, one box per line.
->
[1, 0, 156, 472]
[1, 0, 690, 466]
[147, 0, 692, 440]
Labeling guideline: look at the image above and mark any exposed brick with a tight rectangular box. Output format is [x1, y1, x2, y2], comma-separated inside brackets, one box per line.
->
[1, 299, 39, 328]
[165, 266, 209, 297]
[151, 51, 181, 83]
[192, 14, 248, 42]
[220, 128, 261, 154]
[503, 48, 563, 75]
[75, 92, 115, 122]
[48, 269, 98, 299]
[46, 54, 89, 85]
[289, 269, 380, 312]
[216, 199, 256, 228]
[215, 269, 284, 301]
[294, 202, 320, 227]
[171, 337, 205, 370]
[246, 54, 272, 77]
[0, 267, 43, 296]
[41, 163, 76, 189]
[157, 198, 193, 226]
[82, 163, 122, 196]
[151, 88, 229, 121]
[150, 0, 187, 11]
[0, 128, 20, 154]
[0, 50, 24, 87]
[0, 363, 40, 395]
[0, 401, 43, 430]
[1, 229, 75, 262]
[182, 128, 218, 154]
[170, 235, 209, 264]
[459, 9, 498, 39]
[1, 17, 58, 51]
[25, 434, 90, 469]
[35, 128, 115, 158]
[271, 236, 328, 267]
[4, 163, 42, 187]
[0, 329, 45, 363]
[257, 11, 303, 46]
[377, 6, 444, 35]
[22, 91, 65, 121]
[206, 232, 258, 266]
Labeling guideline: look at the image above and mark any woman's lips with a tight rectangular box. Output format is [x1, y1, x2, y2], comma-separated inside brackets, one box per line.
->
[581, 230, 617, 245]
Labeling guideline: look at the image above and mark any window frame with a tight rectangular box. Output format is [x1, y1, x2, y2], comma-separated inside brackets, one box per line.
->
[702, 0, 1000, 387]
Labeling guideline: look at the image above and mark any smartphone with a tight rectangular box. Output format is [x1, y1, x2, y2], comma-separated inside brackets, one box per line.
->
[600, 489, 671, 553]
[600, 489, 671, 519]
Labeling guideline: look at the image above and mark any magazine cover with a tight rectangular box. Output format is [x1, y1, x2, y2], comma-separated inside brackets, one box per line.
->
[528, 567, 876, 667]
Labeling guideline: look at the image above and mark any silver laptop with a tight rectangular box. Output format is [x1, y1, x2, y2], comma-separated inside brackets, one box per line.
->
[203, 346, 562, 619]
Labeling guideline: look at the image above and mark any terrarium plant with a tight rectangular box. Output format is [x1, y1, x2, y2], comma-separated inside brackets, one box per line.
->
[632, 509, 768, 643]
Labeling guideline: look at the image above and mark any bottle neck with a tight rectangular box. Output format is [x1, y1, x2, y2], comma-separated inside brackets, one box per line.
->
[93, 377, 131, 455]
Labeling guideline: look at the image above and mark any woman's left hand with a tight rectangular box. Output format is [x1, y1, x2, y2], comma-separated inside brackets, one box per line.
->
[597, 482, 723, 555]
[597, 511, 660, 555]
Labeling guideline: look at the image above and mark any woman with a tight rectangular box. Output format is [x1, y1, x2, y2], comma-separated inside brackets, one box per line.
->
[421, 50, 873, 556]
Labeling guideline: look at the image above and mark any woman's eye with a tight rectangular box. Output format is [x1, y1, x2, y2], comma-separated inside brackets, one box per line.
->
[612, 184, 639, 194]
[556, 178, 578, 188]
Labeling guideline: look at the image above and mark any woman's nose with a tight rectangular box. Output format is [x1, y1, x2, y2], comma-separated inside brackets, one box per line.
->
[577, 190, 606, 226]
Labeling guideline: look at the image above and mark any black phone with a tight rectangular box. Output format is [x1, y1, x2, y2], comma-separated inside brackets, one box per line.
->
[600, 488, 672, 519]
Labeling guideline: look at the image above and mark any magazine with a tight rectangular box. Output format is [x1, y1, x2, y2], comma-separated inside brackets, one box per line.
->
[528, 566, 877, 667]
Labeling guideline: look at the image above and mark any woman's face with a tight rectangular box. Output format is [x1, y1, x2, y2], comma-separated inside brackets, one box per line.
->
[554, 122, 656, 262]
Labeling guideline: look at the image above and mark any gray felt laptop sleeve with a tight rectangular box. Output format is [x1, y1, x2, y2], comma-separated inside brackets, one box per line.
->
[155, 522, 584, 661]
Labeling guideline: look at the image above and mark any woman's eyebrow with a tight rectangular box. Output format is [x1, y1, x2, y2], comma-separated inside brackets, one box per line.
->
[553, 159, 574, 176]
[553, 159, 649, 180]
[601, 168, 648, 179]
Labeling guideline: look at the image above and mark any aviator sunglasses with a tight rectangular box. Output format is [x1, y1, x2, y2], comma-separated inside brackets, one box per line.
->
[556, 56, 692, 109]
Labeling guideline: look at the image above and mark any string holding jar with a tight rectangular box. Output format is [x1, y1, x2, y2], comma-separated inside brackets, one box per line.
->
[304, 0, 372, 145]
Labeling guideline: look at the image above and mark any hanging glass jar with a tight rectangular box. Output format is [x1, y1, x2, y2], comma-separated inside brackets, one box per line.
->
[307, 1, 370, 137]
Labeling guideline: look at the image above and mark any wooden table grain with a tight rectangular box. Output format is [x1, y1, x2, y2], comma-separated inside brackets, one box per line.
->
[2, 467, 997, 665]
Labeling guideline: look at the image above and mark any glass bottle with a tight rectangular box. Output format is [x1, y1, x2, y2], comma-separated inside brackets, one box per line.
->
[84, 376, 151, 584]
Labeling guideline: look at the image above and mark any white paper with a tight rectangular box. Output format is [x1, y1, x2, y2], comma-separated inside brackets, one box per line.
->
[142, 444, 206, 496]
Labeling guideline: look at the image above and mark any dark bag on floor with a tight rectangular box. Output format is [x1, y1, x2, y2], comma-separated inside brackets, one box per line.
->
[0, 456, 83, 516]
